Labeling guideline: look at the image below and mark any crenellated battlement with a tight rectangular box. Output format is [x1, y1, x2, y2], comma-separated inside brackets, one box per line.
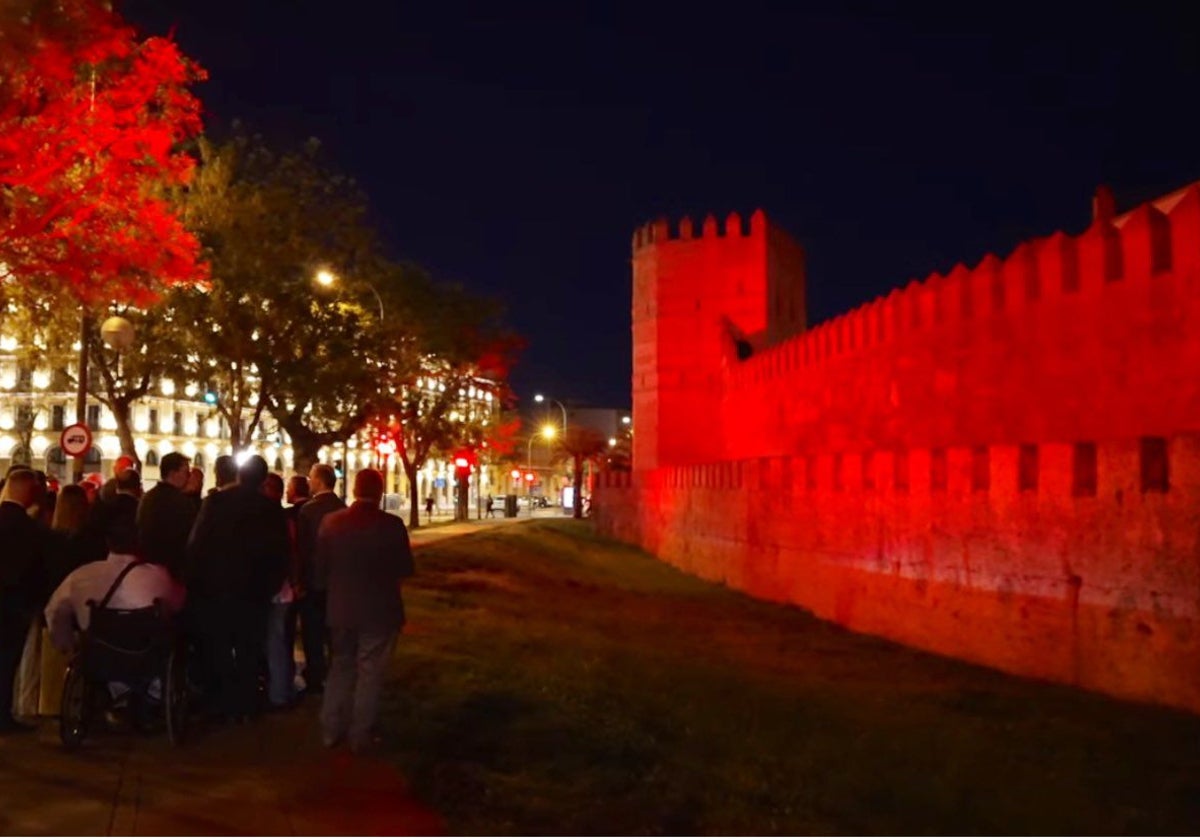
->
[726, 183, 1200, 397]
[631, 209, 769, 252]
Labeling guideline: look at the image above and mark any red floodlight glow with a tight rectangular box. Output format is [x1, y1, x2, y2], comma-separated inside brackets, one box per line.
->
[510, 469, 521, 479]
[525, 472, 535, 482]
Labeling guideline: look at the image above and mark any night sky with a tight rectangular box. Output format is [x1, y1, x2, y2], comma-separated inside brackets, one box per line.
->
[122, 1, 1200, 410]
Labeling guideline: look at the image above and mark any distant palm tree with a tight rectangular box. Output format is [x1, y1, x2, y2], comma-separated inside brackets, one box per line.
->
[554, 427, 608, 519]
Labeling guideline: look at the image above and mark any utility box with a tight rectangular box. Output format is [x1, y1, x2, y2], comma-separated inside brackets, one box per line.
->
[504, 494, 519, 518]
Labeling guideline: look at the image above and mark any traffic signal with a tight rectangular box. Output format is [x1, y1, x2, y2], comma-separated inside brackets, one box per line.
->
[203, 390, 218, 405]
[510, 468, 521, 481]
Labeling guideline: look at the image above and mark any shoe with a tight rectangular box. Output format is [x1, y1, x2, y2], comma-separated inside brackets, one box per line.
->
[0, 718, 37, 734]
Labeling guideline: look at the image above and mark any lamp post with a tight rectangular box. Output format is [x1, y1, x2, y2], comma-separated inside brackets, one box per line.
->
[315, 268, 384, 321]
[534, 393, 567, 436]
[526, 424, 556, 515]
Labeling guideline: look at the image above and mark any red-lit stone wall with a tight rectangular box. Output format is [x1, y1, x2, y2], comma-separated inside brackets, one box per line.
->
[599, 182, 1200, 713]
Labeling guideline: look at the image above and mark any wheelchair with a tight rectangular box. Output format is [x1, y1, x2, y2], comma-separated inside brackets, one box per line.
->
[59, 598, 190, 750]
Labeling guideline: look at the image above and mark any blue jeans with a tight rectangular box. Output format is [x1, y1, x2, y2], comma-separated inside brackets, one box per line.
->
[265, 602, 295, 707]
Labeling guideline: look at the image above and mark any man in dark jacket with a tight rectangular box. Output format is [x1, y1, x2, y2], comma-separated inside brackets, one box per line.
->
[0, 470, 48, 733]
[185, 455, 289, 721]
[136, 452, 195, 580]
[315, 468, 413, 753]
[295, 463, 344, 694]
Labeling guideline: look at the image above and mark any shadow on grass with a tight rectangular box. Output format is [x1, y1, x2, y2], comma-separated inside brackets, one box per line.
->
[382, 519, 1200, 835]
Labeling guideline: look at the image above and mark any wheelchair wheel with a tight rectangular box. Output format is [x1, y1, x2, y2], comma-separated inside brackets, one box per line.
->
[59, 660, 92, 750]
[165, 641, 189, 746]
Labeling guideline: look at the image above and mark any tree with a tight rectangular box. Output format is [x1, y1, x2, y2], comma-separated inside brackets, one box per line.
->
[377, 277, 523, 528]
[555, 426, 609, 519]
[168, 131, 384, 458]
[0, 0, 206, 303]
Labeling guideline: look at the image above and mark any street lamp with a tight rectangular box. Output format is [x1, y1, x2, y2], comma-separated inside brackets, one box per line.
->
[314, 268, 385, 321]
[526, 424, 556, 514]
[534, 393, 567, 436]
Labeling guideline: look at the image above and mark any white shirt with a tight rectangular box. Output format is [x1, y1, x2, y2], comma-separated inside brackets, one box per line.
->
[45, 554, 185, 652]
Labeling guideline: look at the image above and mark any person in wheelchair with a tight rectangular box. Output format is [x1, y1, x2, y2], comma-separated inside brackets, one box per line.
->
[44, 501, 185, 697]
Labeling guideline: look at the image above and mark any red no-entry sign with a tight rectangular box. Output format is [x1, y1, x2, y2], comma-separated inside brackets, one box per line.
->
[59, 423, 92, 458]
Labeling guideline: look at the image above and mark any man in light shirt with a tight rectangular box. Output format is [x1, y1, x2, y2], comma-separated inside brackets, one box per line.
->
[45, 499, 185, 653]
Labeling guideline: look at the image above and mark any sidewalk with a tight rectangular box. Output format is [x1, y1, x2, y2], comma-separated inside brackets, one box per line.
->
[0, 697, 442, 836]
[0, 516, 569, 836]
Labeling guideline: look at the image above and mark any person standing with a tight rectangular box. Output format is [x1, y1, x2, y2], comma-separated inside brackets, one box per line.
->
[185, 455, 289, 722]
[316, 469, 414, 753]
[136, 452, 196, 581]
[296, 463, 344, 695]
[260, 472, 295, 709]
[0, 470, 48, 733]
[98, 455, 137, 503]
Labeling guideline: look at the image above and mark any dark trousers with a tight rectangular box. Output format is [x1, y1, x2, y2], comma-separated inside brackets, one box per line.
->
[296, 591, 328, 690]
[195, 595, 268, 718]
[0, 593, 29, 723]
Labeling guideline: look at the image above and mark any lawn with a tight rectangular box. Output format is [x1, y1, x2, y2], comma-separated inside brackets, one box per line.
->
[379, 520, 1200, 835]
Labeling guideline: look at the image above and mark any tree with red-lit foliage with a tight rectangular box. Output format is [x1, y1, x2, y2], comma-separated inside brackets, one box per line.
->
[371, 275, 524, 528]
[0, 0, 206, 304]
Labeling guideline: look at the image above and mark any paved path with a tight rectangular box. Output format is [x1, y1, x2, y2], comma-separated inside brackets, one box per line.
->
[0, 514, 567, 835]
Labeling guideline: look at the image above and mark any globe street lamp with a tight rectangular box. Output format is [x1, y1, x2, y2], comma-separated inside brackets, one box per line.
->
[534, 393, 567, 436]
[314, 268, 385, 321]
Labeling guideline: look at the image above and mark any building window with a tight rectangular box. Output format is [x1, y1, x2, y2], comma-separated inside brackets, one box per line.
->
[86, 405, 100, 429]
[1140, 437, 1169, 493]
[149, 408, 159, 434]
[1072, 442, 1098, 497]
[51, 405, 65, 431]
[930, 448, 947, 492]
[1018, 443, 1039, 493]
[174, 411, 183, 436]
[145, 450, 159, 468]
[16, 405, 32, 429]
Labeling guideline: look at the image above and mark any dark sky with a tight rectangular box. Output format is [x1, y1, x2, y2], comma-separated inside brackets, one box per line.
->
[123, 1, 1200, 410]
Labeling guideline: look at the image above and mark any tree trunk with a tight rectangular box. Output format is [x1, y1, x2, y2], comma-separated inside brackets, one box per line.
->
[573, 454, 584, 519]
[113, 398, 140, 469]
[455, 472, 469, 522]
[287, 426, 324, 476]
[405, 460, 421, 529]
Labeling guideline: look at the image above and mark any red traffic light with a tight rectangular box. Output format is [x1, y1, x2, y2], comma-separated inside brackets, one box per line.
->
[510, 468, 521, 480]
[454, 456, 470, 469]
[524, 472, 535, 483]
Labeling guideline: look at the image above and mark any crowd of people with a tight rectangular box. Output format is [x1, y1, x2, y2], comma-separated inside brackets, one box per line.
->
[0, 451, 414, 753]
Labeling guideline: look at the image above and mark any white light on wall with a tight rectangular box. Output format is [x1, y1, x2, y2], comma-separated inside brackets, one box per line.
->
[0, 373, 15, 390]
[0, 411, 14, 431]
[347, 452, 357, 469]
[161, 378, 175, 396]
[158, 414, 170, 434]
[184, 383, 198, 397]
[135, 413, 150, 433]
[182, 441, 197, 457]
[100, 411, 117, 431]
[204, 443, 218, 459]
[0, 435, 14, 457]
[205, 419, 219, 438]
[31, 370, 50, 389]
[31, 435, 48, 457]
[609, 438, 617, 446]
[235, 450, 254, 466]
[622, 416, 631, 425]
[185, 417, 198, 436]
[33, 414, 47, 431]
[0, 335, 16, 352]
[100, 435, 120, 455]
